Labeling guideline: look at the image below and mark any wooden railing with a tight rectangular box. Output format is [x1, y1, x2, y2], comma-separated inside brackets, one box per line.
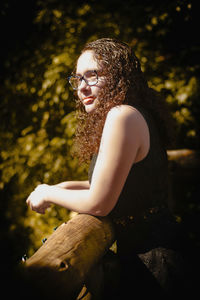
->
[25, 214, 115, 299]
[25, 149, 200, 299]
[167, 149, 200, 168]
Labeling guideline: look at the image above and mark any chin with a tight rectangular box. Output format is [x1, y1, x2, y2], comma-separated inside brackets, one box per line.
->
[84, 103, 97, 113]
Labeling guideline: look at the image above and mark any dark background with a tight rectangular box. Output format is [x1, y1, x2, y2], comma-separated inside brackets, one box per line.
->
[0, 0, 199, 293]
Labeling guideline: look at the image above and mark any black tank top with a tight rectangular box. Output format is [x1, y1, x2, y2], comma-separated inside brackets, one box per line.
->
[88, 106, 189, 292]
[88, 107, 182, 254]
[88, 107, 169, 222]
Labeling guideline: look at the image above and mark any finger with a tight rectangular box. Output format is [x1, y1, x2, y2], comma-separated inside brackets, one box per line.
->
[31, 201, 46, 214]
[31, 205, 41, 214]
[26, 196, 31, 204]
[26, 193, 34, 207]
[35, 207, 45, 214]
[43, 202, 51, 209]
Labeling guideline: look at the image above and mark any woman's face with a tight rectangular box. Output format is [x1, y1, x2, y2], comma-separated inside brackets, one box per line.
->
[76, 50, 106, 113]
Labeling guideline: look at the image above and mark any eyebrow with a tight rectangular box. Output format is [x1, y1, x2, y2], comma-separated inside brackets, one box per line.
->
[75, 69, 97, 76]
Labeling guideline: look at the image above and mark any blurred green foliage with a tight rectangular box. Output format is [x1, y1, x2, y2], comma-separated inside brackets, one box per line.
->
[0, 0, 199, 259]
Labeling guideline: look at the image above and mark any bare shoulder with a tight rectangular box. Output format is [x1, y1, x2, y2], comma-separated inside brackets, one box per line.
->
[90, 105, 150, 215]
[105, 104, 148, 131]
[103, 105, 150, 162]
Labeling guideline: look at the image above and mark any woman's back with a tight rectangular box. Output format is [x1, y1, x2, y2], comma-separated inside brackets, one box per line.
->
[89, 106, 169, 221]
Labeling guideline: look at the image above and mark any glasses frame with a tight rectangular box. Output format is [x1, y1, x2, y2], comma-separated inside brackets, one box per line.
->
[68, 70, 98, 90]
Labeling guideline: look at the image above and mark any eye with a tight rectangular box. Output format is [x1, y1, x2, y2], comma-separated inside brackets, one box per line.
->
[84, 70, 97, 80]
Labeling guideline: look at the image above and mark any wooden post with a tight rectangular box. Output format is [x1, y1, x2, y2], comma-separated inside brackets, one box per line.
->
[167, 149, 200, 212]
[167, 149, 200, 168]
[25, 213, 115, 299]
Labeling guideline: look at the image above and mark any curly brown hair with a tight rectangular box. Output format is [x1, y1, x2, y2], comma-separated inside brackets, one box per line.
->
[73, 38, 173, 163]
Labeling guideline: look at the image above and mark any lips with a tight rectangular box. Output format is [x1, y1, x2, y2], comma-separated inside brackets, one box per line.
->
[82, 96, 96, 105]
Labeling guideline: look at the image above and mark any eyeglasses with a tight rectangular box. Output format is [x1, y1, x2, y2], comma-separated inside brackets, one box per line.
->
[68, 70, 98, 90]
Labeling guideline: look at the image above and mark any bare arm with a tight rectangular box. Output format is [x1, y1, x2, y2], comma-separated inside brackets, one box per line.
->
[55, 181, 90, 190]
[26, 106, 149, 216]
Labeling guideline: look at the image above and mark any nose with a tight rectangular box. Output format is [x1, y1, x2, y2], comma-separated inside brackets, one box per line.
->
[78, 78, 89, 91]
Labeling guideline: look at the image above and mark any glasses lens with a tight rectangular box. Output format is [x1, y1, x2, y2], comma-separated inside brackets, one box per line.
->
[84, 71, 98, 86]
[69, 76, 80, 90]
[69, 71, 98, 90]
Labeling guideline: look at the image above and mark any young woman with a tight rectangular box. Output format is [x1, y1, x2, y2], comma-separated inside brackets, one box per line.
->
[26, 38, 185, 296]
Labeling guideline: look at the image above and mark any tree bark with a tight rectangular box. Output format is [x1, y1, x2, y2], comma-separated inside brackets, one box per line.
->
[25, 213, 115, 299]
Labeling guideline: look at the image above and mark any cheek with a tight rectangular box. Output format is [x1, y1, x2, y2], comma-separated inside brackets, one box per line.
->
[98, 77, 106, 88]
[93, 86, 101, 95]
[94, 81, 106, 96]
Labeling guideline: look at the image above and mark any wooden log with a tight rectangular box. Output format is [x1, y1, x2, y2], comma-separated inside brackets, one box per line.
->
[25, 213, 115, 299]
[167, 149, 200, 169]
[167, 149, 200, 212]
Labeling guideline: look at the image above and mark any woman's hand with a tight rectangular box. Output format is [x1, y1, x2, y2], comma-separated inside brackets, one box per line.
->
[26, 184, 51, 214]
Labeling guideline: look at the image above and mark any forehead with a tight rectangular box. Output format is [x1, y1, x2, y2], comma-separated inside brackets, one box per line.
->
[76, 50, 98, 74]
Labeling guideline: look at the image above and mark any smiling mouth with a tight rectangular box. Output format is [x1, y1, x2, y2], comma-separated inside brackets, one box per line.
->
[83, 97, 96, 105]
